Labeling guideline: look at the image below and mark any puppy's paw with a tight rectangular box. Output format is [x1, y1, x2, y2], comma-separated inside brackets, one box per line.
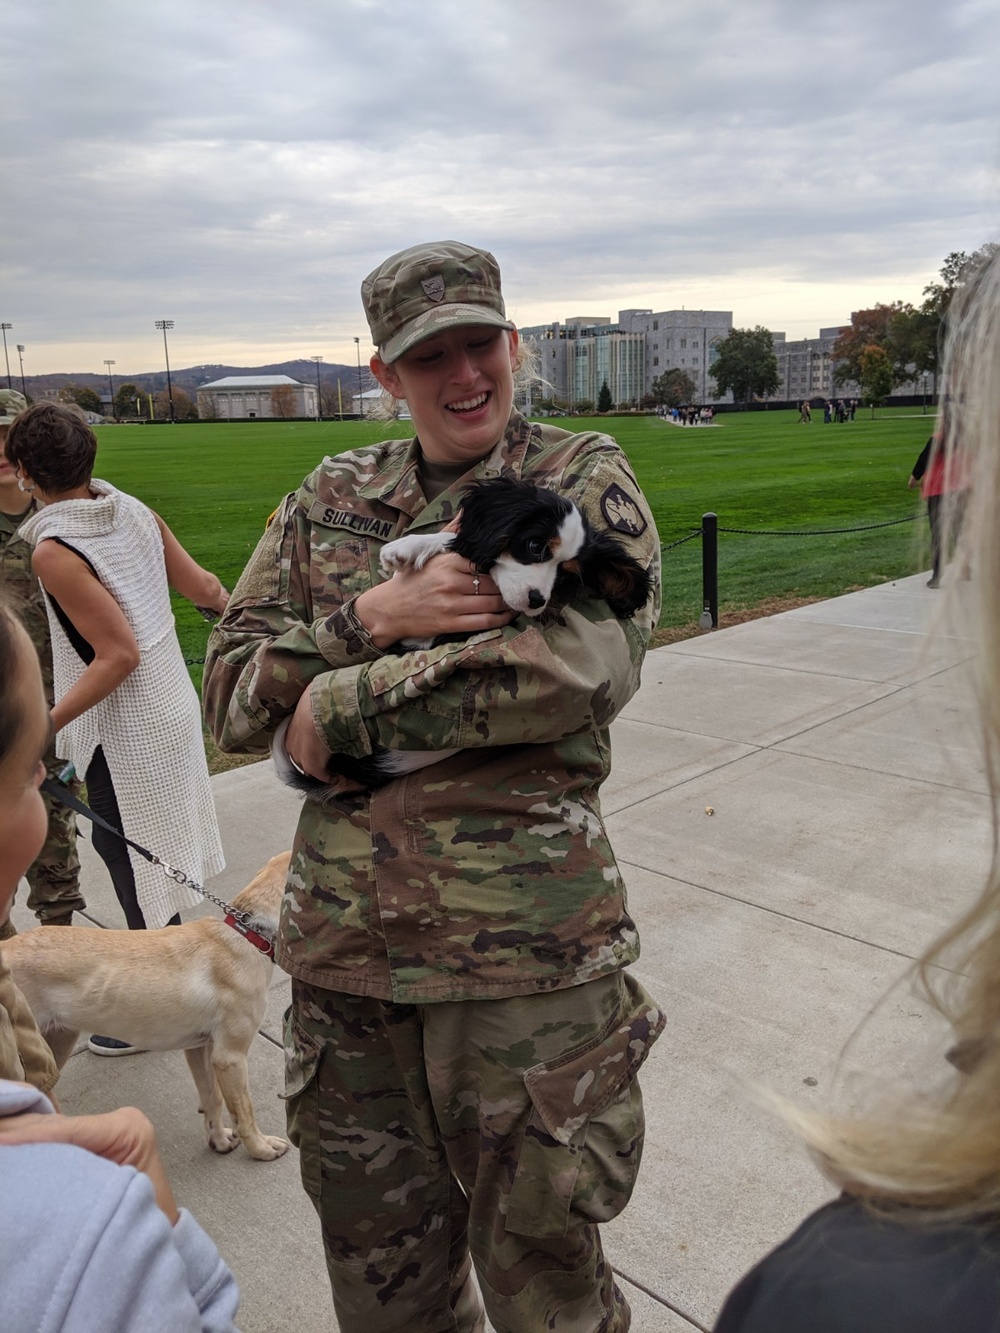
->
[380, 532, 453, 574]
[247, 1134, 291, 1162]
[208, 1126, 240, 1154]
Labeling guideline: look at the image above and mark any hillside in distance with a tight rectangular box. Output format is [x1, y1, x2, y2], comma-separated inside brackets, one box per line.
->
[17, 358, 371, 399]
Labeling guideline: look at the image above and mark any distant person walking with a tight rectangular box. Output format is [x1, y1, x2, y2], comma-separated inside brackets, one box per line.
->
[798, 401, 812, 423]
[908, 429, 969, 588]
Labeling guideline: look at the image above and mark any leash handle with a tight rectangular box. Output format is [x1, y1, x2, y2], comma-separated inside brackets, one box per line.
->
[41, 777, 157, 864]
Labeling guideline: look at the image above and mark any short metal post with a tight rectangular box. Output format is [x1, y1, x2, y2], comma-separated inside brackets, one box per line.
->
[700, 512, 718, 629]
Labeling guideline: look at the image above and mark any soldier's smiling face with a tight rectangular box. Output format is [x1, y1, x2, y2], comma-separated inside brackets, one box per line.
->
[371, 326, 518, 466]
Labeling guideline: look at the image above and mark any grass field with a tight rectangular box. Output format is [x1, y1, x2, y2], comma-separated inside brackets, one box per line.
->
[88, 407, 937, 681]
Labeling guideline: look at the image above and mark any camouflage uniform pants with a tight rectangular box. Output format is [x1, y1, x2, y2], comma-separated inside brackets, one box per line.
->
[284, 970, 664, 1333]
[24, 753, 85, 924]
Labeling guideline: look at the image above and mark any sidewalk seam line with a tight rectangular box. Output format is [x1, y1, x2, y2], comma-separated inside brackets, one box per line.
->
[617, 859, 919, 961]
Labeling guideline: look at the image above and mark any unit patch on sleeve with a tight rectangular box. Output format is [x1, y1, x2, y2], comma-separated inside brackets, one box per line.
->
[600, 484, 648, 537]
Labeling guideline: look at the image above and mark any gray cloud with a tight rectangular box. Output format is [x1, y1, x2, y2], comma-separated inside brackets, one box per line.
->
[5, 0, 1000, 371]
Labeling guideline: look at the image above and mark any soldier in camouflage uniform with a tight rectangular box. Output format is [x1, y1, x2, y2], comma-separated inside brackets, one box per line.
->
[204, 242, 665, 1333]
[0, 389, 83, 937]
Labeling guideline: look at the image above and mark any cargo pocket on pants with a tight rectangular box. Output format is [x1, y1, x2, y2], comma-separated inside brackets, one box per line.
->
[281, 1004, 323, 1201]
[505, 974, 665, 1239]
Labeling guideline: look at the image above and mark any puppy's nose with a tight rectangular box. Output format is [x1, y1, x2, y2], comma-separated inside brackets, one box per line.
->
[527, 590, 546, 610]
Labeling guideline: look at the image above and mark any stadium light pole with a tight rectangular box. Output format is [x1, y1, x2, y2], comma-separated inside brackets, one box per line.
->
[0, 324, 11, 388]
[154, 320, 175, 422]
[16, 345, 26, 398]
[104, 359, 117, 421]
[309, 355, 323, 421]
[354, 336, 363, 419]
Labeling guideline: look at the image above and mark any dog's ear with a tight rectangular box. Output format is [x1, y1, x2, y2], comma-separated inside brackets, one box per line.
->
[453, 478, 526, 568]
[575, 530, 653, 618]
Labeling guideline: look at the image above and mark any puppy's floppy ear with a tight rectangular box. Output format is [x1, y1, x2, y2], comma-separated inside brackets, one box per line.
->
[452, 477, 526, 569]
[576, 530, 653, 618]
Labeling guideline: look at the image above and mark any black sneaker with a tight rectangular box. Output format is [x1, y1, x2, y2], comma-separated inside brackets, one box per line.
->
[87, 1035, 143, 1056]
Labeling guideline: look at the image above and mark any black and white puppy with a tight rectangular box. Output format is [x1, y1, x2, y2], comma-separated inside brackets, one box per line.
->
[382, 477, 651, 642]
[273, 477, 651, 798]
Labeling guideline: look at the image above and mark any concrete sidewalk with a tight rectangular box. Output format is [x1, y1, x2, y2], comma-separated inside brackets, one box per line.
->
[10, 571, 991, 1332]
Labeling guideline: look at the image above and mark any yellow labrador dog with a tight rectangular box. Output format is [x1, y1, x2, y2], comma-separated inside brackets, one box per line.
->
[4, 852, 291, 1162]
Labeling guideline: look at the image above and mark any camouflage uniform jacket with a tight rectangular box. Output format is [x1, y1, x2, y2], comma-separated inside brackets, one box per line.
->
[204, 412, 661, 1002]
[0, 499, 56, 701]
[0, 950, 58, 1094]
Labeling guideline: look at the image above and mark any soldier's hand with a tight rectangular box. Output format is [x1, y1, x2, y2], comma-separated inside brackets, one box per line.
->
[285, 686, 338, 782]
[353, 551, 513, 650]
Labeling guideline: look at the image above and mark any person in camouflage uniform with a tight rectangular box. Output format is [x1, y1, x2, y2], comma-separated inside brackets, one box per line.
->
[0, 389, 83, 936]
[204, 241, 665, 1333]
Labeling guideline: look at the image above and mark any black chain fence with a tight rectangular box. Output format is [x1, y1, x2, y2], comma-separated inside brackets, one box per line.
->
[716, 514, 920, 538]
[660, 512, 918, 552]
[660, 509, 922, 629]
[661, 529, 703, 551]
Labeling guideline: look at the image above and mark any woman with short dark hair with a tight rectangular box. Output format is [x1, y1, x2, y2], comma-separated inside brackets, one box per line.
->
[7, 404, 227, 1052]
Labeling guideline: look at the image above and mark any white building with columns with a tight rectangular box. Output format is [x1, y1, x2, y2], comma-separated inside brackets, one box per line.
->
[196, 375, 317, 420]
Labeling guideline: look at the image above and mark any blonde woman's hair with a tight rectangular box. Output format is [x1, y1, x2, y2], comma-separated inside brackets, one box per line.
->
[367, 330, 539, 422]
[783, 247, 1000, 1221]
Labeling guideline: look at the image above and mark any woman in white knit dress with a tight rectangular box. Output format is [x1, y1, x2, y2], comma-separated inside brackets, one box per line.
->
[6, 404, 226, 1049]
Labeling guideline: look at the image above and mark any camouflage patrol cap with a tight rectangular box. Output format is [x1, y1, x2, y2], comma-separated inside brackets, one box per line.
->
[362, 240, 515, 364]
[0, 389, 27, 425]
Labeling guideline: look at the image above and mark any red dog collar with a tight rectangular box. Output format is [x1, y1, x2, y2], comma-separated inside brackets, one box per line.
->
[224, 914, 275, 959]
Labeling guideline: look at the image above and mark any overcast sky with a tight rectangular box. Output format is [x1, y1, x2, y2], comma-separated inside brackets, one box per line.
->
[5, 0, 1000, 376]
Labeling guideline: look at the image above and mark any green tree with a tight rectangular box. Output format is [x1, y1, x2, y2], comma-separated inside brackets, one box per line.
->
[597, 380, 614, 412]
[831, 304, 911, 387]
[914, 244, 1000, 392]
[58, 385, 103, 414]
[831, 249, 1000, 398]
[884, 305, 941, 389]
[922, 244, 1000, 318]
[153, 386, 197, 421]
[113, 383, 142, 419]
[858, 344, 894, 417]
[709, 327, 779, 405]
[651, 368, 697, 408]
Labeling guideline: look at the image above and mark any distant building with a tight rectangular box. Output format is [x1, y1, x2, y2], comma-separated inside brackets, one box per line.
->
[770, 327, 856, 402]
[771, 324, 931, 405]
[196, 375, 316, 420]
[520, 309, 734, 409]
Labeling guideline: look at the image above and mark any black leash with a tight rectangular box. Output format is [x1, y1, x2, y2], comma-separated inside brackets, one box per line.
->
[40, 775, 261, 935]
